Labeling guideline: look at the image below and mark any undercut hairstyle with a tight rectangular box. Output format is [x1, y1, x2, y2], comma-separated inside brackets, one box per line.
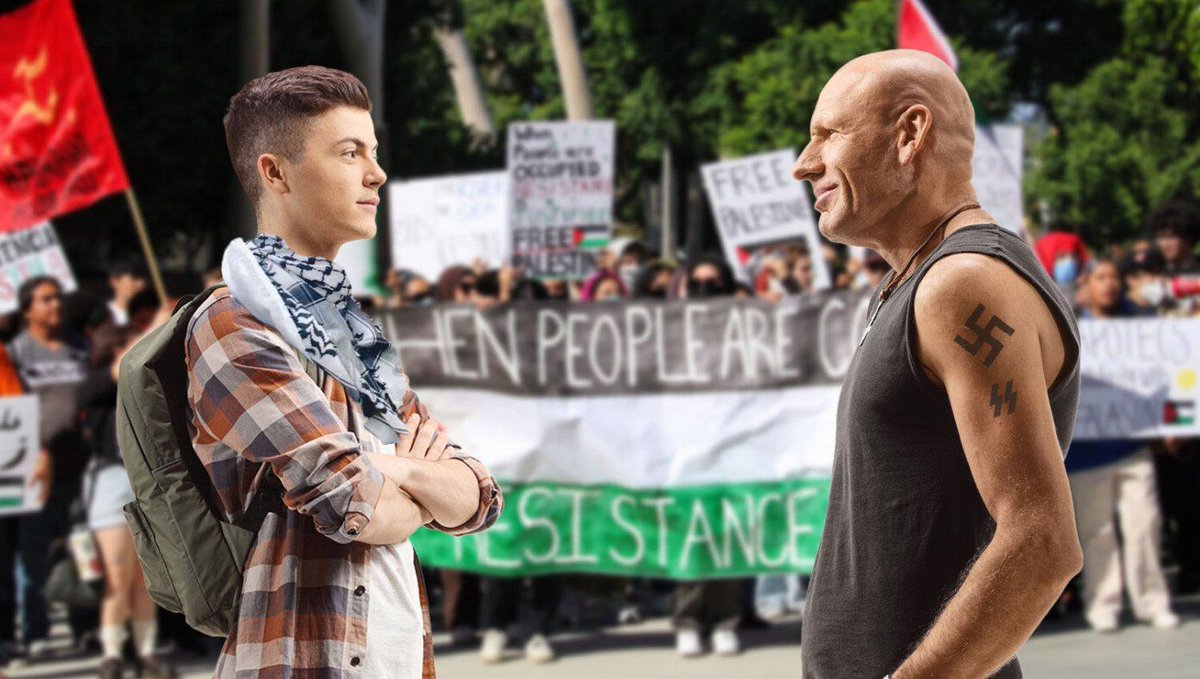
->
[223, 65, 372, 208]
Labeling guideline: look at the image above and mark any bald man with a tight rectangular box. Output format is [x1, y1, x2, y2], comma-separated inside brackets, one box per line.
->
[792, 51, 1082, 678]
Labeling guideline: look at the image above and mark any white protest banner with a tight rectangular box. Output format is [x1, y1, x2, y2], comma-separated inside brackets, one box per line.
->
[388, 171, 510, 282]
[1075, 317, 1200, 440]
[701, 150, 830, 289]
[0, 222, 77, 315]
[973, 124, 1024, 235]
[0, 396, 41, 517]
[508, 121, 615, 280]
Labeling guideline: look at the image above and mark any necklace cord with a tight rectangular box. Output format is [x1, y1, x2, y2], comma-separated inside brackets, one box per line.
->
[879, 202, 981, 301]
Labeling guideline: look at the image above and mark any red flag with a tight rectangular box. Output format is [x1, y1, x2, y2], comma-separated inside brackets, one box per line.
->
[0, 0, 129, 232]
[897, 0, 958, 71]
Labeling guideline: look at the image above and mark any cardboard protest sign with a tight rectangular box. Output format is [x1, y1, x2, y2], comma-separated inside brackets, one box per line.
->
[388, 171, 510, 282]
[701, 150, 830, 289]
[508, 121, 615, 279]
[0, 222, 77, 315]
[973, 124, 1024, 235]
[0, 396, 41, 517]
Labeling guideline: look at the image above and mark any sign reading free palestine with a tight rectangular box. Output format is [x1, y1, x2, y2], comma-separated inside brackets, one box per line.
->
[380, 296, 1200, 578]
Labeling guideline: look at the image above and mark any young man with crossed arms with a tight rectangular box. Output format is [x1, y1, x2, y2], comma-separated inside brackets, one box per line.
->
[185, 66, 502, 678]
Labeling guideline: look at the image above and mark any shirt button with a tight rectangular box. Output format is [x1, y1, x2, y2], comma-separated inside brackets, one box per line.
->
[354, 585, 366, 596]
[351, 656, 361, 667]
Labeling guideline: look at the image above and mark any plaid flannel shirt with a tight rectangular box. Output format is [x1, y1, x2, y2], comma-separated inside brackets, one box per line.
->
[184, 288, 502, 678]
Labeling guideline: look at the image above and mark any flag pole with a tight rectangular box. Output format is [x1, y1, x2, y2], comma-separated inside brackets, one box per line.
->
[123, 188, 168, 305]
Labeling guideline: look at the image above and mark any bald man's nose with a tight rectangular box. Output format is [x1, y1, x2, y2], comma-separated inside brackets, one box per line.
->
[792, 144, 822, 182]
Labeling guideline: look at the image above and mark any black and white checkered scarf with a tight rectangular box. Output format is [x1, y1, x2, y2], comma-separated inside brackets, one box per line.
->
[244, 234, 409, 442]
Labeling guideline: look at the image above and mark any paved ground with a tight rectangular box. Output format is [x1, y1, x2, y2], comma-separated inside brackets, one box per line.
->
[6, 596, 1199, 678]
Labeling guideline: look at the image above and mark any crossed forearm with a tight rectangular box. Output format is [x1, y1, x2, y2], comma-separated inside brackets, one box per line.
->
[892, 524, 1079, 678]
[367, 453, 482, 528]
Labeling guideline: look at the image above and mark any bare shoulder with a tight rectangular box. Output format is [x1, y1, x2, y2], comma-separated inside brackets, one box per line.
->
[914, 252, 1062, 387]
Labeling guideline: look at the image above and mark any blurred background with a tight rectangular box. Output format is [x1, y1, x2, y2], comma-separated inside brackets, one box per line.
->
[2, 0, 1200, 677]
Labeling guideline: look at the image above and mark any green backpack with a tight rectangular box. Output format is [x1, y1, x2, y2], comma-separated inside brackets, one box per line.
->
[115, 284, 318, 636]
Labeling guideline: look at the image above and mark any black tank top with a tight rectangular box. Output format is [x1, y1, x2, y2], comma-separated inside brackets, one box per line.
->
[801, 224, 1081, 679]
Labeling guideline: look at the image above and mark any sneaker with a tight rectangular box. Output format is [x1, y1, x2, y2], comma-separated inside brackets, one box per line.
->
[1150, 612, 1181, 630]
[524, 634, 556, 663]
[98, 657, 124, 679]
[1091, 617, 1119, 633]
[617, 604, 642, 625]
[712, 629, 741, 656]
[675, 629, 703, 658]
[480, 628, 507, 664]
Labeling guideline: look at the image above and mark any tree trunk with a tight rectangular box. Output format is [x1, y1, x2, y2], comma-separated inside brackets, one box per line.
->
[434, 27, 495, 145]
[541, 0, 593, 120]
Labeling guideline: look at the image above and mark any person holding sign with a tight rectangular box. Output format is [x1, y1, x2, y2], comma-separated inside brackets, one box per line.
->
[793, 51, 1082, 678]
[184, 66, 503, 679]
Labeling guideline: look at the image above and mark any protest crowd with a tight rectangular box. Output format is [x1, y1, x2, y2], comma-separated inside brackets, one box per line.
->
[0, 195, 1194, 674]
[3, 0, 1200, 676]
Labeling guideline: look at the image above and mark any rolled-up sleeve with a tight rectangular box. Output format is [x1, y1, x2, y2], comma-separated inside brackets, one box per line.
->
[425, 455, 503, 536]
[185, 295, 384, 544]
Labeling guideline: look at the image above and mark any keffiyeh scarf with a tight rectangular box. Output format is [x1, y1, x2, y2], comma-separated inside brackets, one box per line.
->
[221, 234, 410, 443]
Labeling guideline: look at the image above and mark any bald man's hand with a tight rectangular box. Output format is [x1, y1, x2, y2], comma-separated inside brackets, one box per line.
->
[893, 253, 1082, 678]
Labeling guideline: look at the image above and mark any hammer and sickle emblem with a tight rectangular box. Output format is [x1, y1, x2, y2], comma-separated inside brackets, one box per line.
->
[13, 46, 59, 127]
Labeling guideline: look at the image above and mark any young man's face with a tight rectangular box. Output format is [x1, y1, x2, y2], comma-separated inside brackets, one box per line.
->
[25, 282, 62, 331]
[280, 106, 386, 246]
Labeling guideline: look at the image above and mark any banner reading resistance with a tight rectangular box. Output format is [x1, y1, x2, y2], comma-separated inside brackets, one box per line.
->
[382, 294, 1200, 579]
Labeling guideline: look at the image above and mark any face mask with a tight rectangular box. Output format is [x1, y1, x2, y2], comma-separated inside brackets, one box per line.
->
[688, 279, 725, 298]
[1053, 255, 1078, 285]
[618, 264, 641, 291]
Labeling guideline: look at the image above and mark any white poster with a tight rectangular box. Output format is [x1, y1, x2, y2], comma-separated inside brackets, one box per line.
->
[1075, 317, 1200, 440]
[387, 171, 510, 283]
[973, 124, 1024, 235]
[508, 121, 615, 279]
[0, 396, 42, 517]
[0, 222, 77, 315]
[701, 150, 831, 289]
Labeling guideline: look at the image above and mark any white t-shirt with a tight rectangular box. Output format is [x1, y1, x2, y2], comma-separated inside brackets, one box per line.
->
[362, 445, 425, 678]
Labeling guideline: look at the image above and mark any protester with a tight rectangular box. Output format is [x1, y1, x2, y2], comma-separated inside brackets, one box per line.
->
[1067, 259, 1179, 633]
[435, 265, 480, 305]
[105, 258, 148, 328]
[581, 270, 627, 302]
[794, 51, 1082, 678]
[180, 65, 502, 677]
[2, 276, 92, 663]
[0, 339, 48, 667]
[1148, 200, 1199, 276]
[785, 245, 818, 296]
[631, 261, 675, 298]
[81, 313, 178, 678]
[672, 254, 743, 658]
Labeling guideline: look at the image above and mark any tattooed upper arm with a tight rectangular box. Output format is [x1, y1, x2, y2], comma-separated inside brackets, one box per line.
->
[913, 252, 1072, 524]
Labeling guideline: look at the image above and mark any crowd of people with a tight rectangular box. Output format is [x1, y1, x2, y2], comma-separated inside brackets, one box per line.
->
[0, 198, 1195, 673]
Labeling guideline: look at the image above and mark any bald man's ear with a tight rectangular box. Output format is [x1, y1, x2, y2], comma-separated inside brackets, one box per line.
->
[896, 104, 932, 167]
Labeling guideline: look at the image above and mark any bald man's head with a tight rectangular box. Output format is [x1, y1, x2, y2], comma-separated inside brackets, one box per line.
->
[792, 50, 979, 247]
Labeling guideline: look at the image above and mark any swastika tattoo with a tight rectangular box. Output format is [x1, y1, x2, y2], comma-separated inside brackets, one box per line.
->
[954, 304, 1014, 368]
[990, 380, 1018, 417]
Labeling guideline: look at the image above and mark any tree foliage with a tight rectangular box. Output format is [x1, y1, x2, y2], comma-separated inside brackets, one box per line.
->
[1031, 0, 1200, 244]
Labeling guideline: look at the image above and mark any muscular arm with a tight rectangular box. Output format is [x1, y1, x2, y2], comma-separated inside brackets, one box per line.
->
[893, 255, 1082, 679]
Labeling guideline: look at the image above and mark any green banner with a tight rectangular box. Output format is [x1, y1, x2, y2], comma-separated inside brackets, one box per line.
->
[411, 478, 829, 578]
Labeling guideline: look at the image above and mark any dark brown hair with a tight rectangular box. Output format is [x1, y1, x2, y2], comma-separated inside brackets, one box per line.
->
[224, 65, 372, 207]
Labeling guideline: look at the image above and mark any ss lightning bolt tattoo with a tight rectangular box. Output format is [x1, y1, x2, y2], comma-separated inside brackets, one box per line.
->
[990, 380, 1018, 417]
[954, 304, 1015, 367]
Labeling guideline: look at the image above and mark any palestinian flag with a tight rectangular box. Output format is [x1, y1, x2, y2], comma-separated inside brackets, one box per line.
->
[572, 224, 609, 250]
[1164, 400, 1196, 426]
[897, 0, 958, 71]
